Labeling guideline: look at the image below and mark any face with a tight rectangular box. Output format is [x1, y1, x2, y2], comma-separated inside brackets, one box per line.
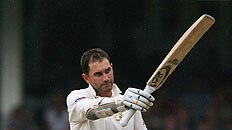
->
[82, 58, 114, 97]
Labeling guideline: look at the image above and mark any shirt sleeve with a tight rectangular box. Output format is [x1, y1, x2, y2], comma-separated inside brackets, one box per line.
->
[134, 111, 148, 130]
[66, 91, 124, 123]
[66, 92, 104, 122]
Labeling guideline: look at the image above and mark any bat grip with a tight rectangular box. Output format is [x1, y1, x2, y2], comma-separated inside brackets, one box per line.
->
[120, 85, 156, 127]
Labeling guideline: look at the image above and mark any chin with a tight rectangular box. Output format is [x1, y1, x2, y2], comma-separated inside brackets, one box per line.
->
[104, 85, 113, 92]
[106, 84, 113, 89]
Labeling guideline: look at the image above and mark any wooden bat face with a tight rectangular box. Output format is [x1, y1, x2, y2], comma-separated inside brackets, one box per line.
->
[147, 14, 215, 90]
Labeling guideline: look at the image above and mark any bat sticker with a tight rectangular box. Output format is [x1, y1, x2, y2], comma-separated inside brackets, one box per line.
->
[150, 58, 179, 88]
[168, 58, 179, 65]
[150, 65, 171, 87]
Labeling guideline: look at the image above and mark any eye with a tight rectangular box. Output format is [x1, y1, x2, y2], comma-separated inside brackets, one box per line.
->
[94, 72, 102, 77]
[105, 67, 111, 74]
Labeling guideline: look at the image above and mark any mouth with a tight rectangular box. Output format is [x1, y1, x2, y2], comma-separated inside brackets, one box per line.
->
[101, 82, 113, 87]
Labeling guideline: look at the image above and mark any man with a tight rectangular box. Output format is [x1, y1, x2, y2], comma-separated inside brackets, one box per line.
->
[66, 48, 155, 130]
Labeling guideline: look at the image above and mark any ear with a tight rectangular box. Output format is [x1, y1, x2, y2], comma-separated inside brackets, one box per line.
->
[82, 73, 89, 83]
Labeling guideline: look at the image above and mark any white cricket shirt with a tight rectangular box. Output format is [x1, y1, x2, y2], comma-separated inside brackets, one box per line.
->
[66, 84, 148, 130]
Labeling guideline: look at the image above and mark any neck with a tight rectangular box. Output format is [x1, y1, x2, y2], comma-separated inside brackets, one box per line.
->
[97, 91, 112, 97]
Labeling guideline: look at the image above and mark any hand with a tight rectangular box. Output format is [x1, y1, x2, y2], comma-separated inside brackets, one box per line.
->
[123, 88, 155, 112]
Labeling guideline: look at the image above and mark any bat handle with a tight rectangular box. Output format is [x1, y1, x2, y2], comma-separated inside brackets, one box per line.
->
[120, 85, 156, 127]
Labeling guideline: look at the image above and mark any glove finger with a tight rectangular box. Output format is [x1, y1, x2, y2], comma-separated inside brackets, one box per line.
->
[126, 91, 154, 107]
[123, 101, 147, 112]
[124, 96, 150, 110]
[128, 88, 155, 102]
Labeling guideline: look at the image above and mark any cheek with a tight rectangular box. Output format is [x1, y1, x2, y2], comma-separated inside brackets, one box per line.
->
[91, 77, 102, 84]
[109, 72, 114, 80]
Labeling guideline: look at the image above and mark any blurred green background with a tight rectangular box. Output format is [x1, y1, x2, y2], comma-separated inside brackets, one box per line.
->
[1, 1, 232, 130]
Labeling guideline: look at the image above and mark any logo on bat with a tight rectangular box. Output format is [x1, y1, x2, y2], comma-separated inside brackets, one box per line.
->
[150, 58, 179, 88]
[150, 65, 171, 88]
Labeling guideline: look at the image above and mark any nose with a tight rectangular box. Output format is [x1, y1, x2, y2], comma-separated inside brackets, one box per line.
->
[102, 73, 110, 82]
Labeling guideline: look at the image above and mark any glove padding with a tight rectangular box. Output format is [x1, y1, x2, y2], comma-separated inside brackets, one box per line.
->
[123, 88, 155, 112]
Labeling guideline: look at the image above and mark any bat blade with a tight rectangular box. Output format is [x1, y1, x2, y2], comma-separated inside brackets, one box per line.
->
[147, 14, 215, 89]
[120, 14, 215, 127]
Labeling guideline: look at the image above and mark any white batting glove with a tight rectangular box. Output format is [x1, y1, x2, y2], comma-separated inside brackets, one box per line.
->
[123, 88, 155, 112]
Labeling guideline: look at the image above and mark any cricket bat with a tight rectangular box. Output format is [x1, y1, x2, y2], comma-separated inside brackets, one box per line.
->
[120, 14, 215, 127]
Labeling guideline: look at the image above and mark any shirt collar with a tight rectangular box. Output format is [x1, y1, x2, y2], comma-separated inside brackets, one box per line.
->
[86, 83, 122, 98]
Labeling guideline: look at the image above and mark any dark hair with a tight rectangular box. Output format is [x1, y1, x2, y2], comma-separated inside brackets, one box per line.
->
[80, 48, 110, 74]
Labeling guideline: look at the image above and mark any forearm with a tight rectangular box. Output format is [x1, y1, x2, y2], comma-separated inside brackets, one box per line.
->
[86, 96, 127, 120]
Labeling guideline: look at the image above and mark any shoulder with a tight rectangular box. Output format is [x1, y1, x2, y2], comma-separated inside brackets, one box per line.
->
[67, 88, 88, 99]
[69, 89, 86, 95]
[66, 89, 89, 104]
